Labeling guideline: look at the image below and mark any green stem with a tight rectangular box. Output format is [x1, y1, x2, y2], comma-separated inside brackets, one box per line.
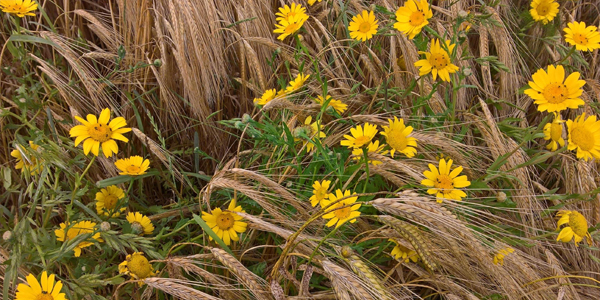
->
[67, 156, 96, 223]
[362, 147, 370, 194]
[558, 46, 576, 65]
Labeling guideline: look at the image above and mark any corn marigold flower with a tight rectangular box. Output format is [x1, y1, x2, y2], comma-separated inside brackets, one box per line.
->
[11, 141, 43, 175]
[381, 117, 417, 158]
[15, 271, 67, 300]
[275, 3, 308, 23]
[274, 13, 308, 41]
[286, 73, 310, 93]
[202, 201, 248, 245]
[308, 0, 321, 5]
[341, 123, 378, 149]
[69, 108, 131, 158]
[566, 113, 600, 161]
[421, 158, 470, 203]
[556, 210, 593, 246]
[524, 65, 585, 113]
[543, 115, 565, 151]
[348, 10, 378, 42]
[0, 0, 37, 17]
[96, 185, 126, 217]
[296, 116, 326, 152]
[414, 39, 459, 82]
[389, 239, 418, 263]
[55, 221, 102, 257]
[126, 212, 154, 235]
[351, 140, 388, 166]
[493, 248, 514, 265]
[119, 252, 156, 285]
[530, 0, 559, 25]
[254, 89, 277, 106]
[322, 189, 361, 228]
[314, 95, 347, 114]
[564, 21, 600, 52]
[393, 0, 432, 39]
[310, 180, 331, 207]
[115, 156, 150, 176]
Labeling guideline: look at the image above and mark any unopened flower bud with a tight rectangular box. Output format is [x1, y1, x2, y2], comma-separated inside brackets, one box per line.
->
[463, 67, 472, 76]
[100, 222, 111, 232]
[3, 231, 12, 241]
[497, 192, 507, 203]
[341, 245, 354, 258]
[293, 126, 311, 139]
[131, 222, 144, 235]
[458, 10, 468, 18]
[153, 59, 162, 67]
[241, 113, 252, 124]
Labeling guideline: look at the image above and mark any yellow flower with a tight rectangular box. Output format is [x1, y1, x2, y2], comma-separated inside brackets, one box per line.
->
[0, 0, 37, 17]
[298, 116, 326, 152]
[308, 0, 321, 5]
[493, 248, 514, 266]
[566, 113, 600, 161]
[11, 141, 43, 175]
[55, 221, 102, 257]
[421, 158, 471, 203]
[15, 271, 67, 300]
[126, 212, 154, 235]
[119, 252, 156, 285]
[96, 185, 127, 217]
[393, 0, 432, 39]
[285, 73, 310, 93]
[314, 95, 347, 114]
[564, 21, 600, 52]
[381, 117, 417, 158]
[276, 3, 308, 23]
[322, 189, 361, 228]
[202, 201, 248, 245]
[69, 108, 131, 157]
[310, 180, 331, 207]
[348, 10, 378, 42]
[389, 239, 418, 263]
[556, 210, 593, 246]
[351, 140, 388, 166]
[115, 156, 150, 176]
[524, 65, 585, 113]
[274, 14, 308, 41]
[254, 89, 277, 106]
[543, 115, 565, 151]
[414, 39, 459, 82]
[340, 123, 378, 149]
[530, 0, 559, 25]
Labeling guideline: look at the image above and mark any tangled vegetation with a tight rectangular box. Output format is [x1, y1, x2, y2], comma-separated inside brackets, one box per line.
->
[1, 0, 600, 299]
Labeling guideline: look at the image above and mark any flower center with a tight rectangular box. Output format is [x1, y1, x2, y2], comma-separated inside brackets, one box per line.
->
[285, 23, 300, 34]
[568, 211, 589, 237]
[429, 53, 449, 70]
[571, 127, 594, 151]
[333, 204, 352, 220]
[315, 189, 327, 199]
[572, 33, 589, 45]
[128, 254, 153, 279]
[409, 11, 425, 26]
[88, 123, 112, 142]
[386, 130, 408, 151]
[434, 175, 454, 192]
[542, 83, 568, 104]
[103, 195, 119, 209]
[287, 12, 297, 19]
[358, 22, 371, 33]
[126, 165, 141, 174]
[536, 2, 551, 16]
[550, 122, 562, 142]
[216, 212, 234, 230]
[36, 292, 54, 300]
[353, 136, 372, 147]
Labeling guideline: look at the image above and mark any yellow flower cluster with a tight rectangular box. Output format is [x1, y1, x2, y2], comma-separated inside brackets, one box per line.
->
[273, 3, 309, 41]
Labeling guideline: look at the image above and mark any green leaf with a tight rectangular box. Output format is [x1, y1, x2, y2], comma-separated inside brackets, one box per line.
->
[192, 214, 234, 256]
[96, 171, 158, 188]
[8, 34, 58, 47]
